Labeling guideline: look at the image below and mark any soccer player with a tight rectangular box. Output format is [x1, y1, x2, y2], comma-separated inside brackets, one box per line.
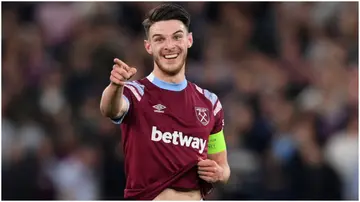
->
[100, 3, 230, 200]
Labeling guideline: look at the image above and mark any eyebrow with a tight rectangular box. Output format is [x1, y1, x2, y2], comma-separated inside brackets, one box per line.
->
[152, 30, 184, 39]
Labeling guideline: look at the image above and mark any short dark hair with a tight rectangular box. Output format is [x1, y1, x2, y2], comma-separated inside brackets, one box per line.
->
[142, 3, 191, 38]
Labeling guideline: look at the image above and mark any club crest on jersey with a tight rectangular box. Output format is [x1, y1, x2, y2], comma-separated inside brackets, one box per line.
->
[195, 107, 210, 126]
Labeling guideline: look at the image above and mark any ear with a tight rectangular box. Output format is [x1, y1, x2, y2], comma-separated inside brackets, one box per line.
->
[144, 39, 153, 55]
[187, 32, 193, 49]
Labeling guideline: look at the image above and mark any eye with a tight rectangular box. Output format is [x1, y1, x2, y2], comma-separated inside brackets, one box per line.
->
[155, 37, 164, 42]
[174, 35, 183, 40]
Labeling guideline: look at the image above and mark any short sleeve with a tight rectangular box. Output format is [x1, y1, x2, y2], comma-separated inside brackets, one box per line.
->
[202, 89, 224, 134]
[211, 99, 224, 134]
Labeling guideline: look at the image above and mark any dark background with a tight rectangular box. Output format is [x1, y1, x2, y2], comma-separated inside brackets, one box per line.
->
[2, 2, 358, 200]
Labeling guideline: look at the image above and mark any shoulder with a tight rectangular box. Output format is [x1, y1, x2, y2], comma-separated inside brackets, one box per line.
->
[123, 79, 146, 101]
[187, 81, 220, 107]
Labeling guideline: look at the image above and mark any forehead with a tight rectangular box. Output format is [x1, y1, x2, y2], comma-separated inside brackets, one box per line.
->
[149, 20, 187, 36]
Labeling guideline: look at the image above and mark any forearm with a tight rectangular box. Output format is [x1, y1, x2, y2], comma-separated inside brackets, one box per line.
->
[207, 151, 231, 184]
[219, 162, 230, 184]
[207, 130, 230, 184]
[100, 83, 126, 118]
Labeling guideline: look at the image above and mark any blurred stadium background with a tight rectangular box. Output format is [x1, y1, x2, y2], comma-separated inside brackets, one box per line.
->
[1, 2, 358, 200]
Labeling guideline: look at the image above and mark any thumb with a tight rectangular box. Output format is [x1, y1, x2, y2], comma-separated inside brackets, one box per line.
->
[129, 67, 137, 75]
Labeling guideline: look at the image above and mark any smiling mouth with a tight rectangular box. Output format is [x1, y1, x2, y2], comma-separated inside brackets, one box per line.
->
[163, 54, 179, 59]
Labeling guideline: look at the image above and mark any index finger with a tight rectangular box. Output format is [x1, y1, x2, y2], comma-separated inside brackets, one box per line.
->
[114, 58, 130, 71]
[197, 159, 216, 167]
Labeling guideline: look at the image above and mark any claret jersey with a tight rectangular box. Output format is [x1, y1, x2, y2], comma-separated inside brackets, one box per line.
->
[112, 73, 224, 200]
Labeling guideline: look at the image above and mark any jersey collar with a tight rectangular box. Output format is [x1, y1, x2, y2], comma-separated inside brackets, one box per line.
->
[146, 73, 187, 91]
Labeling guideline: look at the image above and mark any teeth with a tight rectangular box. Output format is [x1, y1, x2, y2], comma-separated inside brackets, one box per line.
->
[164, 54, 178, 59]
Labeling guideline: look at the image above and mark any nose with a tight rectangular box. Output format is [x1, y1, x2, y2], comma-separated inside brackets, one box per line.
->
[164, 38, 176, 50]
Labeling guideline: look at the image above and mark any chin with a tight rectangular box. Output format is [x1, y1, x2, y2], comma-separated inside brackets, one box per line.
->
[155, 58, 185, 76]
[159, 65, 183, 76]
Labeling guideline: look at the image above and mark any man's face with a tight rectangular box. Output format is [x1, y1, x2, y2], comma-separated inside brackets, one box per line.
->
[144, 20, 193, 76]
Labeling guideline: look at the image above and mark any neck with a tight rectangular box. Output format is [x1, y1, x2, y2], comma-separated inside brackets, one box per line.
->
[152, 63, 186, 84]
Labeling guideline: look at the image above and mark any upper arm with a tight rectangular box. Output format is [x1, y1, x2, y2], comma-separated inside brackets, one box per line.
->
[120, 95, 130, 114]
[207, 97, 229, 177]
[111, 81, 145, 124]
[205, 90, 227, 163]
[111, 95, 130, 124]
[207, 129, 227, 166]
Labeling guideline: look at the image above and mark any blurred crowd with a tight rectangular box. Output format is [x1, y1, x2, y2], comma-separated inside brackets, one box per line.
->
[2, 2, 358, 200]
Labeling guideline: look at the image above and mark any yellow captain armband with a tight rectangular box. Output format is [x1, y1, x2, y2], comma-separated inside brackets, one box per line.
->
[207, 130, 226, 154]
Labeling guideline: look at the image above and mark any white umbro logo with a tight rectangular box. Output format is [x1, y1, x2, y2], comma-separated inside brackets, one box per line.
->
[153, 104, 166, 113]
